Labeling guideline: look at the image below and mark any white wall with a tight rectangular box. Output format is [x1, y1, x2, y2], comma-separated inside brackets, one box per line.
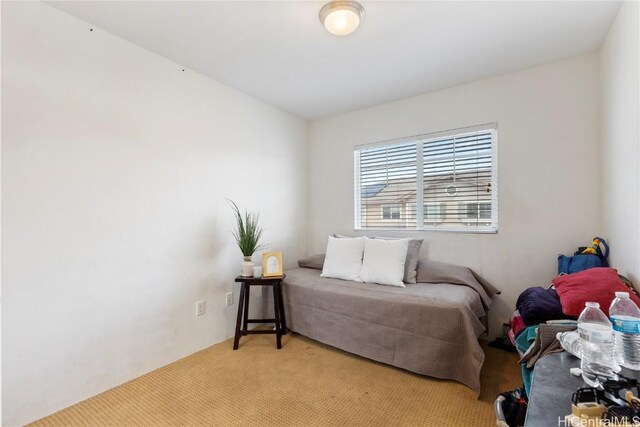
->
[308, 54, 602, 339]
[1, 2, 307, 425]
[600, 0, 640, 285]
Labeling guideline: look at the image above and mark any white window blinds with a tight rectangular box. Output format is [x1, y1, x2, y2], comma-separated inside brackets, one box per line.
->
[356, 142, 417, 229]
[354, 124, 497, 233]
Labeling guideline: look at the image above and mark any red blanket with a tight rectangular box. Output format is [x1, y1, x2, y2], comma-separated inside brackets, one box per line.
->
[553, 267, 640, 317]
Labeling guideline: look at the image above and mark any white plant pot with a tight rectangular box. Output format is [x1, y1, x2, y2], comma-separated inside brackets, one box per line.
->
[240, 256, 254, 277]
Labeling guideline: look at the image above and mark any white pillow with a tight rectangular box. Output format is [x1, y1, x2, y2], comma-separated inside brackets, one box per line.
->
[321, 236, 365, 282]
[360, 238, 409, 287]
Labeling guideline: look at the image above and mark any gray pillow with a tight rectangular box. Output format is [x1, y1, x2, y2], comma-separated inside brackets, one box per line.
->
[298, 254, 326, 270]
[402, 239, 424, 284]
[329, 234, 424, 283]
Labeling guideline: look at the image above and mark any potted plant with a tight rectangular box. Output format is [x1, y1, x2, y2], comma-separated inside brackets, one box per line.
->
[227, 199, 265, 277]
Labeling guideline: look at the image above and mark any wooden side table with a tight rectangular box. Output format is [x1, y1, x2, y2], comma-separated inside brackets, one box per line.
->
[233, 275, 287, 350]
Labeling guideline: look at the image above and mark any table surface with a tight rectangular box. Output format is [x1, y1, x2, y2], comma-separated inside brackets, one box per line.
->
[525, 352, 640, 427]
[234, 274, 286, 283]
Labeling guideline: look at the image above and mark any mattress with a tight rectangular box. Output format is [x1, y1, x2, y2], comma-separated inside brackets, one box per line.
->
[264, 267, 488, 394]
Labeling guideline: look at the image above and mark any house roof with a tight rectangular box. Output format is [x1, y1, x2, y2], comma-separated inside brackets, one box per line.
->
[361, 183, 387, 198]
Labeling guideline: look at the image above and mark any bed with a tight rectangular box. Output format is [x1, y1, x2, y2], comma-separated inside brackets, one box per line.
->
[264, 260, 498, 395]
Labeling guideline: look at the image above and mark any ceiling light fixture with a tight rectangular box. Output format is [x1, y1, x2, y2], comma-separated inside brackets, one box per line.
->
[319, 1, 365, 36]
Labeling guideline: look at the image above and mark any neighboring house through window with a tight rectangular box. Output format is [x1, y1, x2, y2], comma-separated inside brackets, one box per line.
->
[354, 123, 498, 232]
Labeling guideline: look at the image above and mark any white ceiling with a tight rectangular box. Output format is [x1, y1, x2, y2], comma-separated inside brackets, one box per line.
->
[48, 1, 621, 120]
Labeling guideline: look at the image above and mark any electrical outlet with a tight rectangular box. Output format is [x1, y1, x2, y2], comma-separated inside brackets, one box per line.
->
[196, 300, 205, 316]
[225, 292, 233, 307]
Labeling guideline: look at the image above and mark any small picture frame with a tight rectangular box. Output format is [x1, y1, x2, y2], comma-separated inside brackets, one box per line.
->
[262, 252, 284, 278]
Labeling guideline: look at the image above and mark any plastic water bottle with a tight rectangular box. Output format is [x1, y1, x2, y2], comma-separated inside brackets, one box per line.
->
[578, 302, 619, 387]
[609, 292, 640, 370]
[557, 331, 583, 358]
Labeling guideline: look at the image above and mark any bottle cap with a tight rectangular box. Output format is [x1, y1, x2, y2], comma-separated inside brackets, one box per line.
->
[615, 292, 630, 298]
[586, 302, 600, 308]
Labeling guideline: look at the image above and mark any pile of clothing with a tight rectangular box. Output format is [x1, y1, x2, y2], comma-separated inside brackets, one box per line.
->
[507, 238, 640, 396]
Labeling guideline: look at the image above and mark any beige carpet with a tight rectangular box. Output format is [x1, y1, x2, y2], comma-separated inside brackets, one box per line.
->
[31, 331, 520, 427]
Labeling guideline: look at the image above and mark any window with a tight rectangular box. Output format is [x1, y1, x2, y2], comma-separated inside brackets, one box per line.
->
[354, 124, 497, 233]
[424, 202, 446, 223]
[460, 202, 491, 223]
[382, 205, 401, 220]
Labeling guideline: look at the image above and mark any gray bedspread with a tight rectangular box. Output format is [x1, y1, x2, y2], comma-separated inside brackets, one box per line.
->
[265, 268, 488, 394]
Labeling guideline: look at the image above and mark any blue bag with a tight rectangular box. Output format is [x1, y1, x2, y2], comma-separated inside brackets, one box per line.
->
[557, 237, 609, 275]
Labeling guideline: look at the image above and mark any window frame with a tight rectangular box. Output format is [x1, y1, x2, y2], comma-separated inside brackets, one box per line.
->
[353, 123, 498, 234]
[424, 202, 446, 224]
[381, 204, 402, 221]
[459, 201, 492, 224]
